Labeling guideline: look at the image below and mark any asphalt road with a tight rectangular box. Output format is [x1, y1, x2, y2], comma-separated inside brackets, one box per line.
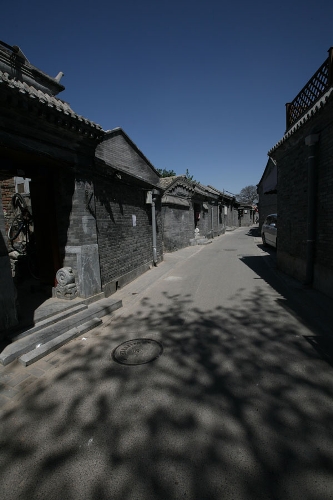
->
[1, 227, 333, 500]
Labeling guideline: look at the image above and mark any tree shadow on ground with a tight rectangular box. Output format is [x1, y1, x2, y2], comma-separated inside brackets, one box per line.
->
[1, 282, 333, 500]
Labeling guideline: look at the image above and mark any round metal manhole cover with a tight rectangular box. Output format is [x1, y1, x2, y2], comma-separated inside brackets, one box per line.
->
[112, 339, 163, 365]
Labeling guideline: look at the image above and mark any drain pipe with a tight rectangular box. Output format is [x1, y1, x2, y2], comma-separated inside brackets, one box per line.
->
[211, 205, 214, 238]
[151, 189, 160, 266]
[304, 133, 319, 285]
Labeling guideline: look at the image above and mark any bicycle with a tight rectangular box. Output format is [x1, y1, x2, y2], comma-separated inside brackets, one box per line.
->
[8, 193, 39, 280]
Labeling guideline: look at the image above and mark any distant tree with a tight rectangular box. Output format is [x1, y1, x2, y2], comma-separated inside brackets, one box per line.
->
[157, 168, 176, 177]
[184, 169, 196, 182]
[236, 185, 258, 204]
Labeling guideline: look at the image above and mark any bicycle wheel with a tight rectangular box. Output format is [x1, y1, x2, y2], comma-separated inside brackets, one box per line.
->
[12, 193, 28, 215]
[8, 216, 26, 252]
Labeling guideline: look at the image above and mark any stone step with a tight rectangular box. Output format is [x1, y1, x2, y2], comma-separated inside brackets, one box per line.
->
[19, 317, 103, 366]
[0, 296, 122, 366]
[9, 303, 89, 341]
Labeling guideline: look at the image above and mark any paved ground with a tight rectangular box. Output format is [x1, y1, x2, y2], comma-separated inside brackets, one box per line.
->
[0, 243, 210, 410]
[1, 226, 333, 500]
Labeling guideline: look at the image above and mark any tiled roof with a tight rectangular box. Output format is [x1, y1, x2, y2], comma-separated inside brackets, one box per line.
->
[207, 186, 235, 201]
[207, 185, 222, 195]
[193, 183, 214, 197]
[0, 70, 103, 135]
[198, 183, 219, 196]
[158, 175, 187, 190]
[269, 86, 333, 154]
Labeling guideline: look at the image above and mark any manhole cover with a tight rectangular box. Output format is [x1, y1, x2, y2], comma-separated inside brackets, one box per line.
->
[112, 339, 163, 365]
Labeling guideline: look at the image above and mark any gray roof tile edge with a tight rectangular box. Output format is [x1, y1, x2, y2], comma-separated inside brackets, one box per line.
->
[158, 175, 188, 190]
[0, 70, 103, 131]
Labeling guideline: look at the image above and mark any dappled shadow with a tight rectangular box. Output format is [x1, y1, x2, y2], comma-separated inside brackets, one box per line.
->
[1, 282, 333, 499]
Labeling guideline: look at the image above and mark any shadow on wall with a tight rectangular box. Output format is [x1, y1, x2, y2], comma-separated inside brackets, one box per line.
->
[0, 229, 17, 336]
[0, 168, 76, 334]
[1, 281, 333, 499]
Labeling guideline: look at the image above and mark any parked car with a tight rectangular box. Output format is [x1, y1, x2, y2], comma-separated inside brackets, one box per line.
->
[261, 214, 277, 248]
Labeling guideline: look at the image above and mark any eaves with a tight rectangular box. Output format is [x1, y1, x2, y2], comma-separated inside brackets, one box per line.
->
[0, 70, 103, 139]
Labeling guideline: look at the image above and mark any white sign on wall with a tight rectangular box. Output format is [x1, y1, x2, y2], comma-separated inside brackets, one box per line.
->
[132, 215, 136, 227]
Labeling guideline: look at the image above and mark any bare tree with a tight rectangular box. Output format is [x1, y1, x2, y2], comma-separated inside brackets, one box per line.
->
[236, 185, 258, 204]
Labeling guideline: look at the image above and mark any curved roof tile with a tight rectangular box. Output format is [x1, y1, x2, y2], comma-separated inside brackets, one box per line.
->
[0, 70, 103, 132]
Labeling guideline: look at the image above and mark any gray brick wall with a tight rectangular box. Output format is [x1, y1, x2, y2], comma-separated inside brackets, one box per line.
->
[224, 204, 238, 227]
[257, 193, 277, 229]
[94, 177, 162, 289]
[96, 130, 160, 186]
[197, 204, 210, 236]
[162, 204, 194, 252]
[271, 95, 333, 290]
[0, 183, 18, 332]
[55, 172, 98, 249]
[54, 170, 101, 295]
[316, 116, 333, 270]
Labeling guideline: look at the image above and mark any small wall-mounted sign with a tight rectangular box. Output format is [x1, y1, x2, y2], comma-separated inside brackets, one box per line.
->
[132, 215, 136, 227]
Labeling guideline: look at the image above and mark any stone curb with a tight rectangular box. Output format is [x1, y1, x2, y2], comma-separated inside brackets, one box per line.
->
[19, 317, 103, 366]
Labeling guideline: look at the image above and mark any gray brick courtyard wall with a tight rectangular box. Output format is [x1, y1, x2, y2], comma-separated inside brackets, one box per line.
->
[94, 178, 162, 296]
[271, 95, 333, 298]
[54, 169, 102, 298]
[224, 204, 238, 228]
[316, 112, 333, 274]
[257, 158, 278, 228]
[0, 172, 15, 244]
[96, 130, 159, 186]
[257, 192, 277, 229]
[95, 128, 163, 296]
[162, 204, 194, 252]
[197, 205, 211, 237]
[0, 183, 18, 332]
[240, 208, 254, 227]
[212, 205, 220, 236]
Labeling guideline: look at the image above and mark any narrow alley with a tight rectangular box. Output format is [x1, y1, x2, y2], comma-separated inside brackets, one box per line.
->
[1, 227, 333, 500]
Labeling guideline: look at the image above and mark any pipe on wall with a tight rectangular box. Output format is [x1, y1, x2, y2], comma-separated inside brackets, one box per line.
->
[151, 189, 160, 266]
[304, 133, 319, 285]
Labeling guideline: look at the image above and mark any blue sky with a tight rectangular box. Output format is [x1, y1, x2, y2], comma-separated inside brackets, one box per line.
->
[2, 0, 333, 195]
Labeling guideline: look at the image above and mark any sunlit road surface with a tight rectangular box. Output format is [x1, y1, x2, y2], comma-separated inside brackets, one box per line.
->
[1, 227, 333, 500]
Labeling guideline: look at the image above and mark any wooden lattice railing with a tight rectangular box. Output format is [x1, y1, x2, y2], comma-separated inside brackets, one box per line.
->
[286, 47, 333, 130]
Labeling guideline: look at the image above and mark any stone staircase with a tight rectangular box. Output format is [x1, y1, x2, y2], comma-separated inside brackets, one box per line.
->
[0, 295, 122, 366]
